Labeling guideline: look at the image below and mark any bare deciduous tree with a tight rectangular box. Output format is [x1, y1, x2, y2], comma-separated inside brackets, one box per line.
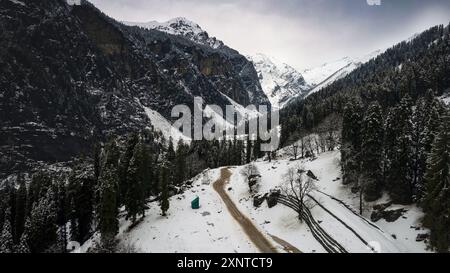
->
[282, 165, 316, 221]
[289, 143, 300, 160]
[315, 114, 341, 153]
[304, 135, 315, 158]
[241, 163, 260, 193]
[202, 172, 211, 185]
[313, 135, 321, 155]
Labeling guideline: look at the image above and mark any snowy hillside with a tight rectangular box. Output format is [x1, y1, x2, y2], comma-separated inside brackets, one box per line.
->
[248, 54, 311, 109]
[79, 149, 431, 253]
[139, 94, 262, 143]
[123, 17, 224, 49]
[142, 105, 192, 143]
[302, 50, 383, 96]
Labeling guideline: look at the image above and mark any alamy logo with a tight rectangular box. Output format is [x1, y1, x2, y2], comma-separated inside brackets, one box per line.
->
[67, 0, 81, 6]
[367, 0, 381, 6]
[169, 97, 280, 152]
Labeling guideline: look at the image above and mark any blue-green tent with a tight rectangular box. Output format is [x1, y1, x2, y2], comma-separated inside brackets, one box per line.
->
[191, 196, 200, 209]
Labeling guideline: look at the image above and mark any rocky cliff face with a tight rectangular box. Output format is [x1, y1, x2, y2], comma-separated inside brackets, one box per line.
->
[0, 0, 269, 178]
[124, 17, 270, 108]
[248, 54, 311, 108]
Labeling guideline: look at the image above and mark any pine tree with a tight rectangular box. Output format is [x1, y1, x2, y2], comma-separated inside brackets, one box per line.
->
[341, 99, 364, 185]
[159, 163, 170, 216]
[15, 230, 31, 253]
[246, 139, 252, 164]
[174, 139, 187, 185]
[98, 163, 119, 241]
[236, 140, 244, 165]
[385, 96, 415, 204]
[0, 202, 4, 234]
[423, 112, 450, 252]
[167, 137, 176, 163]
[105, 139, 120, 168]
[0, 209, 14, 253]
[125, 140, 147, 223]
[253, 138, 261, 161]
[93, 143, 102, 181]
[27, 172, 52, 217]
[142, 145, 155, 198]
[413, 90, 442, 200]
[94, 137, 121, 244]
[14, 174, 27, 243]
[26, 190, 58, 253]
[118, 133, 139, 204]
[67, 166, 94, 245]
[231, 135, 239, 165]
[360, 102, 384, 201]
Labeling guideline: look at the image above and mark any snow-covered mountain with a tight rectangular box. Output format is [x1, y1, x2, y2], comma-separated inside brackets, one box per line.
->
[123, 17, 224, 49]
[248, 54, 312, 109]
[302, 50, 383, 96]
[265, 50, 384, 107]
[0, 1, 271, 178]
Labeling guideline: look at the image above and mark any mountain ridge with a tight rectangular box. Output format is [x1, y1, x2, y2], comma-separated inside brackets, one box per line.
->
[0, 0, 270, 178]
[247, 53, 311, 108]
[123, 17, 225, 50]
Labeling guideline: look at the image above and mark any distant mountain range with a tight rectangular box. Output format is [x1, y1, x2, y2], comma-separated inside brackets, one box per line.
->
[125, 17, 383, 109]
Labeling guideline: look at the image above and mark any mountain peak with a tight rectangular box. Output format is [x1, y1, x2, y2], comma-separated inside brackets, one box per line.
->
[248, 53, 311, 109]
[123, 17, 224, 49]
[251, 53, 288, 68]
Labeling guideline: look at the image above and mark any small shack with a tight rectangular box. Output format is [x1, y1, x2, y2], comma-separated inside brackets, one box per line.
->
[191, 196, 200, 209]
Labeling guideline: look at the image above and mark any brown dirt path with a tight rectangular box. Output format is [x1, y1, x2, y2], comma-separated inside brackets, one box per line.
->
[213, 168, 278, 253]
[269, 234, 302, 253]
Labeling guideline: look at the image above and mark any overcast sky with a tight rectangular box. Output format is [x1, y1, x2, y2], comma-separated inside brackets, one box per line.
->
[90, 0, 450, 70]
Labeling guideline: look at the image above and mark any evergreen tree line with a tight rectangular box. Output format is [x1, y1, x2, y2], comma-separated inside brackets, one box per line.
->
[0, 128, 265, 253]
[279, 23, 450, 252]
[341, 90, 450, 252]
[281, 24, 450, 146]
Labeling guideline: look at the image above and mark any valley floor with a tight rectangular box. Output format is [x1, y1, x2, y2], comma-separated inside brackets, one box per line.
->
[80, 150, 432, 253]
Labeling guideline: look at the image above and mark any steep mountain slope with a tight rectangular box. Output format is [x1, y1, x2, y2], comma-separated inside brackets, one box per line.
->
[0, 0, 269, 179]
[281, 23, 450, 145]
[126, 18, 314, 109]
[248, 54, 311, 109]
[123, 17, 270, 108]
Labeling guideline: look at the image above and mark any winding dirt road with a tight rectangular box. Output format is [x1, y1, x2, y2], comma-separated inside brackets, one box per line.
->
[213, 168, 301, 254]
